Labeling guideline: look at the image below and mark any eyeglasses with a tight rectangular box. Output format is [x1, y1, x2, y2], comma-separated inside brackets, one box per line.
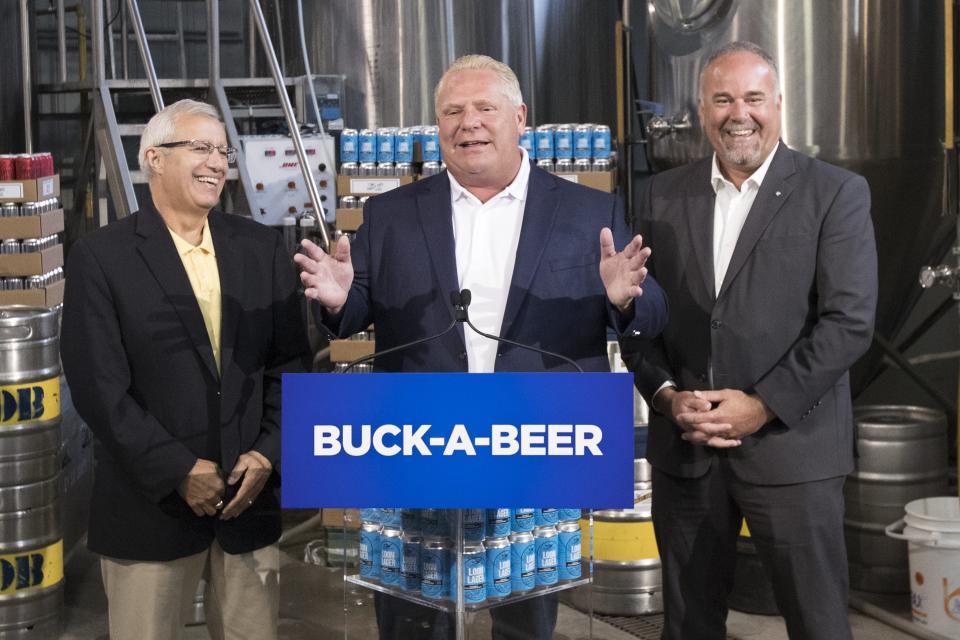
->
[156, 140, 238, 163]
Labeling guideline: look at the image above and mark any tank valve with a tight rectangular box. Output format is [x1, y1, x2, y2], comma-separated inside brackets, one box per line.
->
[919, 264, 960, 297]
[646, 112, 693, 139]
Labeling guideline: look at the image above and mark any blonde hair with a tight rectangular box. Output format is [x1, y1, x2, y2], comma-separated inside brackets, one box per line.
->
[138, 99, 223, 176]
[434, 55, 523, 114]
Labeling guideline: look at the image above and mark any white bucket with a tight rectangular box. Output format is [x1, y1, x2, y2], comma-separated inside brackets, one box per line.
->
[886, 496, 960, 637]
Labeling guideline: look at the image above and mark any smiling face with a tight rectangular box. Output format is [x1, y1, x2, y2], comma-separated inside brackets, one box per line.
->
[436, 69, 526, 194]
[146, 113, 227, 216]
[699, 50, 782, 185]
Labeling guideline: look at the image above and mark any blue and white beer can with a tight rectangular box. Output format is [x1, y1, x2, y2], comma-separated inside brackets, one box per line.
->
[379, 526, 403, 586]
[379, 508, 402, 528]
[558, 508, 582, 522]
[401, 531, 422, 592]
[421, 538, 450, 599]
[592, 125, 612, 159]
[520, 126, 536, 159]
[509, 531, 535, 592]
[421, 126, 441, 162]
[512, 508, 535, 533]
[358, 128, 377, 163]
[486, 508, 511, 538]
[340, 128, 359, 163]
[376, 127, 395, 163]
[534, 525, 559, 586]
[463, 509, 485, 542]
[450, 543, 486, 604]
[535, 125, 555, 160]
[485, 536, 512, 599]
[558, 521, 582, 581]
[534, 508, 559, 527]
[360, 507, 380, 524]
[554, 125, 573, 159]
[574, 124, 594, 159]
[395, 128, 415, 163]
[421, 509, 450, 538]
[359, 522, 381, 580]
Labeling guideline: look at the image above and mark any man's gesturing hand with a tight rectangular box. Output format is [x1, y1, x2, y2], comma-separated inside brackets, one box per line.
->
[599, 228, 651, 311]
[293, 236, 354, 315]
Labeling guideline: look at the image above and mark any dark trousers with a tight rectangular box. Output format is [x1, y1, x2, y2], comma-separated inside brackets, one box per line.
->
[651, 460, 851, 640]
[374, 591, 558, 640]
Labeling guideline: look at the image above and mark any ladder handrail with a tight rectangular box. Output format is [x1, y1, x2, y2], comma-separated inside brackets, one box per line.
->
[124, 0, 164, 112]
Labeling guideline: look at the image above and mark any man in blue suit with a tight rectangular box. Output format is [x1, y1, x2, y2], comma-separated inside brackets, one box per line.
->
[295, 55, 667, 639]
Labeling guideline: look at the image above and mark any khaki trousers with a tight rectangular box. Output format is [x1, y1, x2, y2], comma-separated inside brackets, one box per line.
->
[100, 541, 279, 640]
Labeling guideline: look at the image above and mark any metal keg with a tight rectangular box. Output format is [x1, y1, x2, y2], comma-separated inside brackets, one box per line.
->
[845, 405, 948, 593]
[0, 307, 63, 637]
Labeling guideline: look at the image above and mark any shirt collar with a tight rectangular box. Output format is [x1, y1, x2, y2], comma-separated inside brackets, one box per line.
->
[169, 217, 216, 256]
[447, 147, 531, 205]
[710, 140, 779, 194]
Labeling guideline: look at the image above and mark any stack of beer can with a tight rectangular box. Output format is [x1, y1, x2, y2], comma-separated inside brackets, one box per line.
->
[0, 199, 64, 292]
[339, 126, 444, 178]
[520, 124, 613, 173]
[357, 507, 583, 605]
[0, 154, 56, 181]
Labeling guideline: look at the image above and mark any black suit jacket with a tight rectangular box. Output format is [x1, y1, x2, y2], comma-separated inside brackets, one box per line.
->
[322, 165, 668, 372]
[61, 198, 309, 560]
[635, 144, 878, 484]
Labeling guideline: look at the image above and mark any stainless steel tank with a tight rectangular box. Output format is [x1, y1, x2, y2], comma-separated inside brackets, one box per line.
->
[645, 1, 954, 369]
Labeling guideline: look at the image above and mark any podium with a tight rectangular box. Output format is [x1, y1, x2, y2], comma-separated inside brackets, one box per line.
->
[283, 372, 634, 639]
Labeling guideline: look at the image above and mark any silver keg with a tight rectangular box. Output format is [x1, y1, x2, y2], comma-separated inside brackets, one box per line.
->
[0, 307, 63, 637]
[845, 405, 948, 593]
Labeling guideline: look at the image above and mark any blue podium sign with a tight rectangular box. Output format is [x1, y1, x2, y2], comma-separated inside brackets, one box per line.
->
[281, 372, 635, 508]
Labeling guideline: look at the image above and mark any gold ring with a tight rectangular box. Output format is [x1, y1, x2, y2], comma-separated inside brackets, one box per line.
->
[214, 498, 224, 510]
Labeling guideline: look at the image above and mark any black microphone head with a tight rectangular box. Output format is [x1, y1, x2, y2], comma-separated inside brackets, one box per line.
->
[460, 289, 472, 306]
[450, 290, 462, 308]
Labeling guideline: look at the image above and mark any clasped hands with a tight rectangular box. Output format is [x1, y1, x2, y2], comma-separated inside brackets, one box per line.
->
[657, 387, 774, 448]
[176, 451, 272, 520]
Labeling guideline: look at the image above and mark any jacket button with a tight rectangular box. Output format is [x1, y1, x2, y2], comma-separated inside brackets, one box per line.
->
[710, 320, 722, 330]
[458, 352, 467, 360]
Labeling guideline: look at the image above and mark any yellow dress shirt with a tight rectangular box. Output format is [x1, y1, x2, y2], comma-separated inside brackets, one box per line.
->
[169, 219, 222, 373]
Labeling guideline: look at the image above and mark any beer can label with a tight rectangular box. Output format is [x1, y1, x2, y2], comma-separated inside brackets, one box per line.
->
[510, 538, 535, 591]
[359, 528, 381, 579]
[486, 544, 512, 598]
[558, 528, 582, 580]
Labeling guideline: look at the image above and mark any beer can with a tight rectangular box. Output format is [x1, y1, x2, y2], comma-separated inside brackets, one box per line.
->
[359, 522, 381, 580]
[535, 125, 555, 160]
[340, 161, 359, 176]
[558, 508, 582, 522]
[575, 158, 592, 173]
[512, 508, 535, 533]
[486, 508, 511, 538]
[20, 202, 35, 217]
[379, 526, 403, 586]
[592, 158, 612, 172]
[592, 125, 612, 159]
[400, 531, 422, 592]
[450, 543, 486, 603]
[520, 127, 536, 159]
[4, 278, 22, 291]
[358, 196, 371, 207]
[421, 537, 450, 599]
[395, 162, 415, 177]
[485, 536, 511, 599]
[379, 508, 402, 528]
[401, 508, 421, 532]
[574, 124, 594, 159]
[0, 204, 18, 218]
[376, 162, 395, 177]
[376, 128, 396, 163]
[359, 162, 378, 177]
[535, 158, 555, 174]
[463, 509, 485, 543]
[421, 161, 442, 177]
[339, 196, 359, 210]
[14, 155, 33, 179]
[558, 521, 582, 581]
[554, 124, 573, 159]
[421, 509, 450, 538]
[555, 158, 574, 174]
[360, 507, 380, 524]
[340, 128, 359, 163]
[358, 129, 377, 163]
[534, 525, 559, 586]
[509, 531, 535, 592]
[395, 128, 415, 163]
[25, 275, 45, 290]
[40, 152, 55, 177]
[0, 155, 14, 181]
[2, 240, 21, 255]
[421, 126, 441, 162]
[534, 508, 559, 527]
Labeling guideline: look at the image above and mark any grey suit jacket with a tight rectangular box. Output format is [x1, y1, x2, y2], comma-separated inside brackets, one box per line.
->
[634, 144, 878, 484]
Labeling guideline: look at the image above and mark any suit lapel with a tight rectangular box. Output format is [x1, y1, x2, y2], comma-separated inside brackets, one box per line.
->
[500, 167, 560, 336]
[135, 200, 220, 381]
[416, 176, 467, 347]
[684, 159, 717, 301]
[717, 144, 796, 299]
[210, 211, 241, 380]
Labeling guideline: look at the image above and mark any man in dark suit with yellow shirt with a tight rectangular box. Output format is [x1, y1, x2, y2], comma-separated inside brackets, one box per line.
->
[61, 99, 309, 640]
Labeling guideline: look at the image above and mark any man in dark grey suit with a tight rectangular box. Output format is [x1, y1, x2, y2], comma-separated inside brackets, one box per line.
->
[633, 42, 878, 639]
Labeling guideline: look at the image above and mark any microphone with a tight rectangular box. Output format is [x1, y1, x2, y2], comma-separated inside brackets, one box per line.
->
[457, 288, 584, 373]
[342, 292, 464, 373]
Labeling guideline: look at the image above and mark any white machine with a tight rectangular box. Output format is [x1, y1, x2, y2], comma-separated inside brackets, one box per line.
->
[240, 134, 336, 225]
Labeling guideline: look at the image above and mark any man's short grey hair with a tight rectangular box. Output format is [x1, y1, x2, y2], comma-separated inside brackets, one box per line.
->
[138, 99, 223, 176]
[434, 54, 524, 115]
[699, 41, 780, 98]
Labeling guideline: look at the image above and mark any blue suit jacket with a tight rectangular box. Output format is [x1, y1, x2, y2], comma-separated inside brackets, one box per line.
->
[322, 165, 667, 372]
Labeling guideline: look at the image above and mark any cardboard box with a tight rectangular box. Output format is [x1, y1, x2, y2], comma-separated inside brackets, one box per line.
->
[321, 508, 362, 529]
[0, 278, 64, 308]
[0, 245, 63, 277]
[336, 208, 363, 232]
[336, 175, 415, 196]
[0, 209, 64, 239]
[556, 169, 616, 193]
[0, 175, 61, 203]
[330, 339, 375, 363]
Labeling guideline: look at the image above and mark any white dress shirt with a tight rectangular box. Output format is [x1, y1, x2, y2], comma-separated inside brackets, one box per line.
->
[449, 148, 531, 372]
[710, 141, 779, 295]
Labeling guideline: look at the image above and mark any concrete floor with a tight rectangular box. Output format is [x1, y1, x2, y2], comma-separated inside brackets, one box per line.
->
[57, 527, 934, 640]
